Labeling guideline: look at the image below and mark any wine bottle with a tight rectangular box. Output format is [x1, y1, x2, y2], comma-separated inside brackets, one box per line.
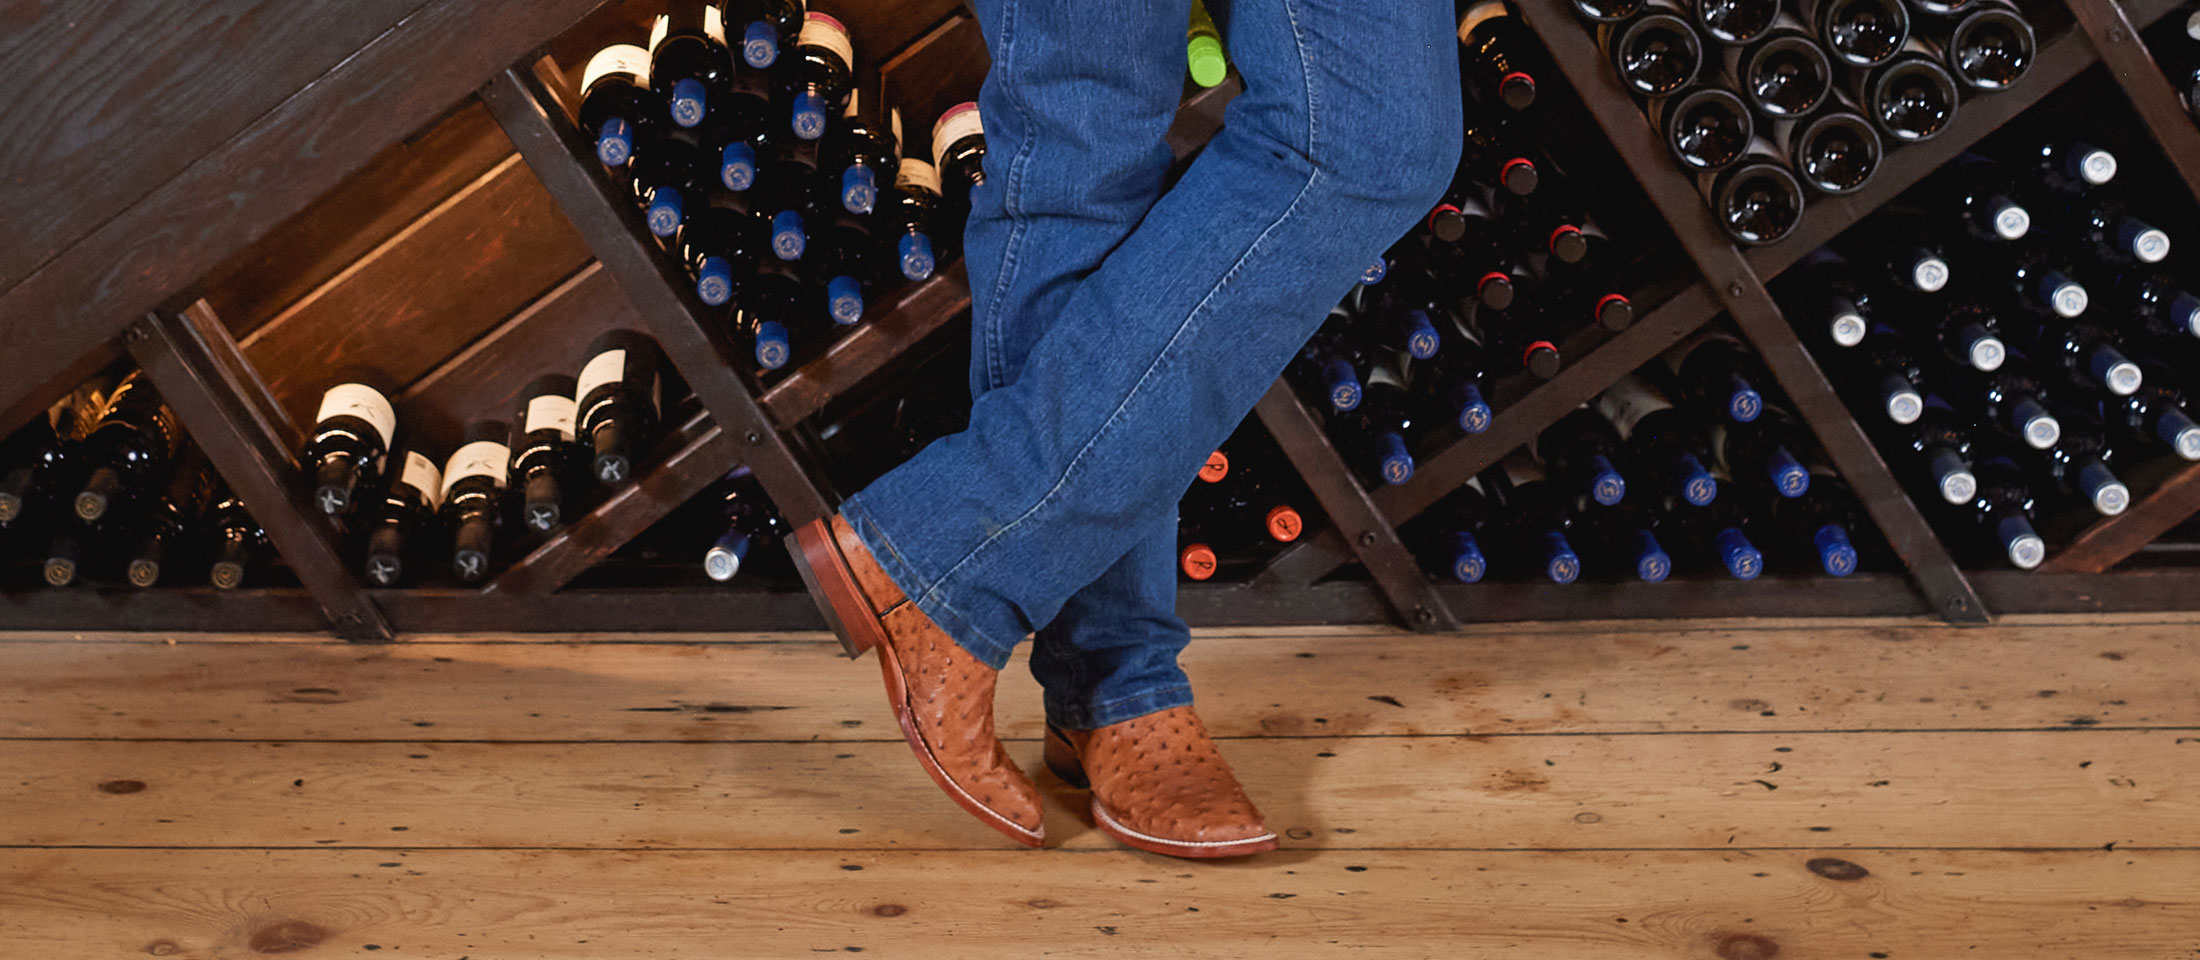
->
[1660, 329, 1767, 424]
[1177, 511, 1220, 581]
[1690, 0, 1778, 45]
[1413, 321, 1496, 434]
[2026, 316, 2143, 397]
[576, 36, 658, 168]
[1289, 307, 1369, 413]
[1537, 407, 1630, 507]
[678, 198, 767, 307]
[1572, 498, 1673, 582]
[1409, 479, 1493, 583]
[1601, 7, 1704, 97]
[1847, 322, 1927, 425]
[72, 372, 182, 524]
[1886, 394, 1980, 504]
[1458, 0, 1543, 112]
[813, 217, 874, 326]
[1572, 0, 1647, 24]
[2120, 272, 2200, 342]
[1189, 0, 1229, 88]
[630, 135, 713, 238]
[1773, 104, 1880, 195]
[2030, 137, 2118, 198]
[698, 79, 775, 192]
[1997, 247, 2090, 321]
[1934, 1, 2034, 91]
[882, 147, 943, 281]
[2019, 406, 2129, 517]
[786, 12, 854, 140]
[824, 74, 898, 215]
[362, 449, 441, 588]
[1424, 179, 1504, 247]
[509, 375, 580, 534]
[301, 375, 397, 517]
[2103, 358, 2200, 462]
[737, 259, 803, 369]
[1703, 152, 1804, 246]
[1659, 495, 1765, 579]
[1717, 405, 1814, 497]
[1865, 216, 1953, 294]
[1494, 188, 1597, 263]
[1780, 249, 1874, 348]
[1653, 86, 1753, 172]
[2064, 197, 2172, 268]
[203, 487, 266, 590]
[0, 383, 105, 530]
[1724, 22, 1833, 119]
[723, 0, 805, 69]
[1762, 465, 1863, 576]
[649, 5, 733, 129]
[1597, 371, 1720, 506]
[933, 102, 988, 217]
[754, 142, 819, 261]
[441, 421, 510, 585]
[1797, 0, 1909, 67]
[1332, 364, 1421, 486]
[1852, 52, 1958, 142]
[1476, 299, 1564, 380]
[704, 469, 790, 582]
[574, 331, 665, 485]
[1934, 154, 2032, 244]
[1460, 120, 1541, 196]
[1908, 296, 2008, 373]
[1483, 453, 1584, 584]
[1935, 353, 2063, 450]
[121, 446, 213, 589]
[1945, 445, 2045, 569]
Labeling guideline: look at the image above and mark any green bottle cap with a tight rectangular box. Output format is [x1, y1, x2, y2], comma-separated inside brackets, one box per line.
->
[1187, 36, 1228, 88]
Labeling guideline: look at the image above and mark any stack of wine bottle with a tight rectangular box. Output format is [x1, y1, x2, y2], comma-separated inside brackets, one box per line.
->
[1404, 330, 1878, 583]
[1285, 2, 1642, 488]
[573, 2, 986, 373]
[1564, 0, 2041, 245]
[1774, 130, 2200, 568]
[1175, 424, 1317, 581]
[0, 372, 276, 591]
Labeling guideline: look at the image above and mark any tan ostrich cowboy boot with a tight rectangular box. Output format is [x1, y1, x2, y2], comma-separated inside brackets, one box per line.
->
[1045, 705, 1278, 858]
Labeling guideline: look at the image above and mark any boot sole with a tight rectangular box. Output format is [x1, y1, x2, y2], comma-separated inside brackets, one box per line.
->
[877, 633, 1045, 848]
[1044, 728, 1278, 859]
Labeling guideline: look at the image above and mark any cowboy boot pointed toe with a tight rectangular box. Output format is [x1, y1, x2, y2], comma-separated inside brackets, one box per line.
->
[1045, 705, 1277, 858]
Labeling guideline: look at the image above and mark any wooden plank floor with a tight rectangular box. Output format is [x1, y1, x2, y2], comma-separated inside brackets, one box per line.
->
[4, 617, 2198, 957]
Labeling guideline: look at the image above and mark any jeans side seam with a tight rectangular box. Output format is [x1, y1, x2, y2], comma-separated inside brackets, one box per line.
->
[983, 0, 1038, 393]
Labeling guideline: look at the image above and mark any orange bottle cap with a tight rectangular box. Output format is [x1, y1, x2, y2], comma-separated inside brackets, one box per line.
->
[1179, 543, 1218, 580]
[1199, 450, 1230, 483]
[1265, 505, 1304, 542]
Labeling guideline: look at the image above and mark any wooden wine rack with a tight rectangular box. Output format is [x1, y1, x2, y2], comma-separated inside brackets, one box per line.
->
[4, 0, 2200, 639]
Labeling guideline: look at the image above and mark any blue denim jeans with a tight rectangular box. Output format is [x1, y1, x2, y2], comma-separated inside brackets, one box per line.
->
[838, 0, 1460, 728]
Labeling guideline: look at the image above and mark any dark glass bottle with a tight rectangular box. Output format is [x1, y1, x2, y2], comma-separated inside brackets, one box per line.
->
[1572, 0, 1647, 24]
[1724, 23, 1832, 119]
[1936, 352, 2063, 451]
[1691, 0, 1778, 44]
[1866, 215, 1953, 294]
[72, 372, 182, 524]
[2018, 406, 2129, 517]
[1424, 179, 1504, 247]
[1408, 479, 1493, 583]
[124, 446, 214, 589]
[1458, 0, 1543, 112]
[882, 149, 943, 282]
[1332, 365, 1421, 486]
[650, 5, 734, 129]
[1718, 405, 1814, 498]
[1494, 188, 1596, 263]
[1936, 154, 2032, 244]
[1654, 86, 1753, 173]
[1572, 498, 1673, 582]
[1483, 454, 1584, 584]
[703, 469, 791, 582]
[1948, 445, 2045, 569]
[2031, 137, 2118, 198]
[1847, 322, 1928, 425]
[1936, 1, 2033, 91]
[574, 331, 665, 485]
[1798, 0, 1910, 67]
[1538, 407, 1630, 507]
[1779, 249, 1874, 348]
[738, 259, 804, 369]
[1603, 8, 1705, 96]
[1412, 321, 1496, 434]
[1473, 296, 1563, 379]
[1661, 330, 1767, 424]
[823, 73, 898, 215]
[509, 375, 581, 534]
[1762, 466, 1864, 576]
[932, 103, 988, 218]
[630, 135, 713, 239]
[1775, 105, 1880, 195]
[754, 142, 820, 261]
[1886, 394, 1980, 505]
[2026, 316, 2143, 397]
[1852, 52, 1958, 142]
[698, 80, 775, 192]
[362, 449, 441, 588]
[1997, 246, 2091, 321]
[1704, 154, 1804, 246]
[0, 383, 104, 531]
[1460, 120, 1542, 196]
[575, 37, 657, 168]
[2119, 272, 2200, 343]
[785, 12, 854, 140]
[1660, 495, 1766, 579]
[1598, 371, 1720, 507]
[812, 217, 873, 327]
[1910, 297, 2009, 373]
[440, 420, 510, 585]
[2064, 197, 2173, 268]
[1289, 307, 1370, 413]
[678, 198, 767, 307]
[2103, 358, 2200, 462]
[723, 0, 805, 70]
[204, 487, 268, 590]
[301, 374, 397, 517]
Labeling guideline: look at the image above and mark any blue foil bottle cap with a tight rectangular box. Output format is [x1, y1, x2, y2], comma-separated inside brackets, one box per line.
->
[754, 319, 791, 369]
[596, 117, 635, 168]
[646, 187, 684, 237]
[1375, 432, 1414, 486]
[1727, 374, 1763, 422]
[1450, 532, 1487, 583]
[1768, 445, 1809, 498]
[898, 233, 936, 282]
[842, 165, 878, 215]
[1360, 259, 1388, 285]
[670, 77, 708, 128]
[720, 141, 757, 191]
[827, 275, 864, 325]
[1814, 523, 1858, 577]
[1542, 531, 1581, 584]
[696, 255, 735, 306]
[1402, 309, 1440, 359]
[1456, 383, 1492, 434]
[1716, 527, 1763, 580]
[791, 90, 827, 140]
[1588, 454, 1626, 506]
[1677, 454, 1718, 506]
[1632, 529, 1671, 582]
[771, 209, 806, 260]
[742, 20, 780, 68]
[1323, 358, 1362, 412]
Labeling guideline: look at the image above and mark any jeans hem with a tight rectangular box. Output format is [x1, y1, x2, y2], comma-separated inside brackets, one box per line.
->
[1046, 684, 1194, 731]
[837, 497, 1020, 669]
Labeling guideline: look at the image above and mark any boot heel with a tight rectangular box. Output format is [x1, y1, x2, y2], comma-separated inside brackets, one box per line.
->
[1044, 726, 1090, 789]
[787, 520, 882, 658]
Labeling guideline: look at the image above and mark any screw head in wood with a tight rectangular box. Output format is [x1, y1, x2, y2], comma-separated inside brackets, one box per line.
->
[1358, 531, 1378, 547]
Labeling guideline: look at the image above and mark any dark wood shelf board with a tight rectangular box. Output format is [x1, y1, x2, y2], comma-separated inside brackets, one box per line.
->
[1251, 381, 1459, 630]
[1515, 0, 1988, 624]
[2042, 462, 2200, 574]
[1436, 574, 1931, 622]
